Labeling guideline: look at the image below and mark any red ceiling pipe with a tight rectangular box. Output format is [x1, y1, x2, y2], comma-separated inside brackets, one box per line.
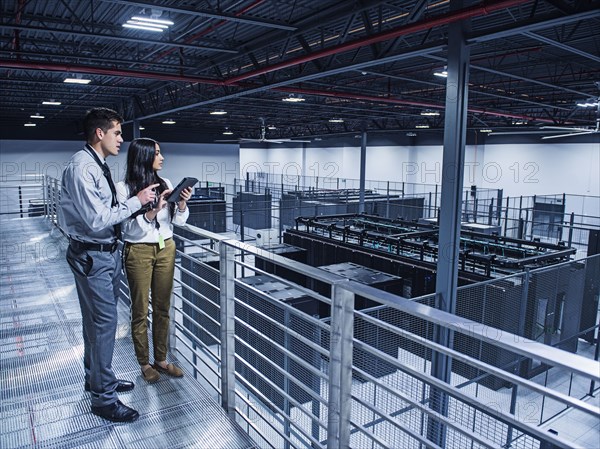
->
[0, 60, 554, 124]
[0, 60, 225, 85]
[277, 86, 557, 124]
[225, 0, 531, 85]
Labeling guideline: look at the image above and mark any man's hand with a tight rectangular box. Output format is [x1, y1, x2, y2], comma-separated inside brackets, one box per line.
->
[137, 183, 160, 206]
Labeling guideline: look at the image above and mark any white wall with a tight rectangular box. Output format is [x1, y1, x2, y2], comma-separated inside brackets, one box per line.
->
[3, 138, 598, 201]
[239, 141, 599, 199]
[479, 143, 600, 198]
[0, 140, 240, 185]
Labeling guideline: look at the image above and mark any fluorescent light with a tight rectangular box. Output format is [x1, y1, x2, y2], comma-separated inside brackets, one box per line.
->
[480, 129, 493, 133]
[223, 131, 233, 135]
[162, 119, 176, 124]
[139, 126, 145, 130]
[24, 123, 36, 127]
[433, 70, 448, 78]
[282, 94, 305, 102]
[210, 110, 227, 115]
[329, 118, 344, 123]
[30, 113, 45, 119]
[267, 125, 277, 130]
[415, 124, 430, 129]
[420, 111, 440, 116]
[577, 101, 599, 108]
[64, 78, 91, 84]
[127, 20, 168, 28]
[42, 101, 61, 105]
[131, 16, 174, 26]
[123, 23, 164, 32]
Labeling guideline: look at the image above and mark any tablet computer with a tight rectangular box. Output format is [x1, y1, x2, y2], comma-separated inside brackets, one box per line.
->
[166, 177, 198, 202]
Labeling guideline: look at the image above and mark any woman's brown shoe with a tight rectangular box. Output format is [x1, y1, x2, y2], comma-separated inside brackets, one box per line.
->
[141, 365, 160, 383]
[153, 362, 184, 378]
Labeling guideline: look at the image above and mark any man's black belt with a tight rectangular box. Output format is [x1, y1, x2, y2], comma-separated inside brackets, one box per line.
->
[70, 239, 119, 253]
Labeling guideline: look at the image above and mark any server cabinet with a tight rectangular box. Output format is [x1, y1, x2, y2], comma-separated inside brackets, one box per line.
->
[233, 192, 272, 229]
[235, 276, 322, 409]
[254, 243, 308, 287]
[522, 262, 585, 378]
[315, 262, 404, 380]
[581, 230, 600, 343]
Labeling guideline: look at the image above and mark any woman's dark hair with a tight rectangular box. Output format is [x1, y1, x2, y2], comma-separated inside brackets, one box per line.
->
[124, 137, 174, 218]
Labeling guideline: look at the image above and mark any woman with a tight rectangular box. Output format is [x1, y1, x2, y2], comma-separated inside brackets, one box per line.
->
[116, 138, 192, 382]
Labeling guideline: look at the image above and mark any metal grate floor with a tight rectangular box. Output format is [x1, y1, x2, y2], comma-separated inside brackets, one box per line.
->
[0, 217, 258, 449]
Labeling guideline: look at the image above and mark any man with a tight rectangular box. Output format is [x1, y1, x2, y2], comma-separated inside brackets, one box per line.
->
[59, 107, 157, 423]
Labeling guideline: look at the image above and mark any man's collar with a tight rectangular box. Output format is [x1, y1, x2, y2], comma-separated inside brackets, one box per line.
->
[85, 143, 106, 164]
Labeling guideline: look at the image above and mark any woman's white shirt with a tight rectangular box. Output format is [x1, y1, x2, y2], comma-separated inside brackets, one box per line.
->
[115, 179, 190, 243]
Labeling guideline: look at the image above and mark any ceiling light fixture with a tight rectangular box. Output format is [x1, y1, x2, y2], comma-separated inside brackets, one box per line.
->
[162, 119, 176, 124]
[209, 110, 227, 115]
[433, 68, 448, 78]
[576, 99, 599, 108]
[139, 126, 145, 130]
[282, 94, 305, 103]
[24, 122, 36, 127]
[223, 130, 233, 135]
[480, 129, 493, 133]
[420, 111, 440, 116]
[30, 113, 45, 119]
[64, 77, 91, 84]
[329, 118, 344, 123]
[130, 16, 174, 26]
[267, 125, 277, 130]
[124, 10, 173, 33]
[415, 124, 430, 129]
[123, 23, 165, 32]
[42, 100, 61, 105]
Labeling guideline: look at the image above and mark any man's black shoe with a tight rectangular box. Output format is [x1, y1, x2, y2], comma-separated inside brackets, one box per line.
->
[91, 400, 139, 423]
[84, 379, 135, 393]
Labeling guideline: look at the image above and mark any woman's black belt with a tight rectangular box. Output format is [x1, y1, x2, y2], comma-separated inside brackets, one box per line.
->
[70, 239, 119, 253]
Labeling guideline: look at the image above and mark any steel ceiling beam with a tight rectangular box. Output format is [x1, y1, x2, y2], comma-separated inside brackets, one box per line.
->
[522, 31, 600, 63]
[223, 0, 531, 85]
[0, 24, 238, 53]
[0, 60, 225, 85]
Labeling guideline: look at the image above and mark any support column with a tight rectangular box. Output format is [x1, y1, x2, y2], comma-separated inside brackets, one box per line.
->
[133, 119, 140, 139]
[327, 282, 354, 448]
[428, 0, 471, 446]
[358, 129, 367, 214]
[219, 241, 236, 418]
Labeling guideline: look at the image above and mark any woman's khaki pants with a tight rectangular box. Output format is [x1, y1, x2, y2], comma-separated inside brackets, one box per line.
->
[124, 238, 176, 365]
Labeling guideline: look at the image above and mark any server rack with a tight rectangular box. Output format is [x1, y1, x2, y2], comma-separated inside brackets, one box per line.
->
[282, 224, 585, 389]
[235, 275, 322, 409]
[254, 243, 308, 287]
[233, 191, 272, 229]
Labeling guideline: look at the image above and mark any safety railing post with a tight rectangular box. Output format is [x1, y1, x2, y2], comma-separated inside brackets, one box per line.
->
[327, 281, 354, 449]
[219, 241, 236, 418]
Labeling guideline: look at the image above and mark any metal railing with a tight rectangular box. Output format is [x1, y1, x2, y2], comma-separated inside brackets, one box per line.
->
[169, 224, 599, 449]
[23, 175, 600, 448]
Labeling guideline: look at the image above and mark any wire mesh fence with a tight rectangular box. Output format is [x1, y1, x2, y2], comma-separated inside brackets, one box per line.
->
[170, 225, 599, 449]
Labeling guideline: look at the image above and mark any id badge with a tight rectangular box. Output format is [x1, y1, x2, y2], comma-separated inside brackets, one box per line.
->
[158, 234, 165, 250]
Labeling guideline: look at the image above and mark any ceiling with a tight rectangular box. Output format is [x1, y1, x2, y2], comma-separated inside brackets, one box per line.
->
[1, 0, 599, 144]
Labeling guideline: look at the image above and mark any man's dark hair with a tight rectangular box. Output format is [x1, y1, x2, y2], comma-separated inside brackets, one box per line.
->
[83, 107, 124, 142]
